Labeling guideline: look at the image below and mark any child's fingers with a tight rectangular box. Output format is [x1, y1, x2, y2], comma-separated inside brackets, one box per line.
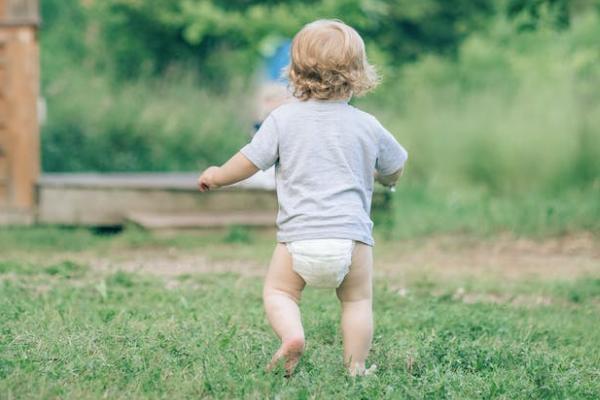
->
[197, 176, 210, 192]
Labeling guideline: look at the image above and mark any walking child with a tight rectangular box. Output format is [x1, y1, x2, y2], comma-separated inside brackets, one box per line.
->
[198, 19, 408, 376]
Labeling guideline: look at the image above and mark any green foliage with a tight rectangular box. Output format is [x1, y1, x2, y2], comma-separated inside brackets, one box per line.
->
[506, 0, 571, 30]
[106, 271, 136, 288]
[0, 260, 37, 275]
[553, 278, 600, 303]
[46, 0, 498, 81]
[43, 261, 89, 279]
[386, 183, 600, 238]
[0, 260, 88, 278]
[41, 70, 250, 172]
[40, 0, 89, 85]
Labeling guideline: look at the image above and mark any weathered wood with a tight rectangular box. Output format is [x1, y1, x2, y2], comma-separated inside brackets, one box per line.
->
[127, 211, 276, 230]
[0, 0, 39, 217]
[38, 171, 276, 191]
[36, 172, 392, 228]
[0, 208, 32, 225]
[0, 0, 38, 23]
[37, 172, 278, 226]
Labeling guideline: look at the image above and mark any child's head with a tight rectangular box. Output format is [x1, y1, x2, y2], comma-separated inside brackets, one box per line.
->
[288, 19, 379, 101]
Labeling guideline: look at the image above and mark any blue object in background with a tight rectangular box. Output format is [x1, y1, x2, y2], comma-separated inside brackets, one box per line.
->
[264, 39, 291, 83]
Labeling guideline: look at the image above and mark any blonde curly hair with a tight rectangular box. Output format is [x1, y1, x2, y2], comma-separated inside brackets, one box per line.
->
[287, 19, 379, 101]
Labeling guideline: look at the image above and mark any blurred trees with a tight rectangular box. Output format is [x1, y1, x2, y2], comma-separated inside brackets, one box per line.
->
[42, 0, 581, 83]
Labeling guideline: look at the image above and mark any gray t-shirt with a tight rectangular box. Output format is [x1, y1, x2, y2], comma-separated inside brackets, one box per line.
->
[241, 98, 408, 246]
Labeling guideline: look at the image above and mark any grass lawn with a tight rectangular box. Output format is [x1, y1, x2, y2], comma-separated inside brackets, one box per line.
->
[1, 227, 599, 399]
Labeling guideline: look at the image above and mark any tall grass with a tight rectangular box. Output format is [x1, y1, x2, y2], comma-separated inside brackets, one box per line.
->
[358, 14, 600, 194]
[386, 183, 600, 238]
[41, 71, 252, 172]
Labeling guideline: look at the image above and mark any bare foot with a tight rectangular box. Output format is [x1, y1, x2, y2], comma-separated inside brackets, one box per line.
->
[348, 363, 377, 376]
[266, 337, 305, 377]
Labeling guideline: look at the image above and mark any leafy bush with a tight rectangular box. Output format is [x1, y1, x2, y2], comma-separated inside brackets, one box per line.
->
[42, 0, 500, 82]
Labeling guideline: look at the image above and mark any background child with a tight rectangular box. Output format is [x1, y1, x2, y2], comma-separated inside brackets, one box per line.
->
[198, 19, 407, 376]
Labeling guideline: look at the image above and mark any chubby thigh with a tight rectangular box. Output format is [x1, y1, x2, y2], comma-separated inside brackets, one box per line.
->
[264, 243, 306, 303]
[336, 242, 373, 302]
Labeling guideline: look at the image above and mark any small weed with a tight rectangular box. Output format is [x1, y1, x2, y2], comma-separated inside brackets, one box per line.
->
[44, 261, 89, 279]
[223, 225, 253, 244]
[106, 271, 136, 288]
[91, 226, 124, 236]
[0, 261, 36, 275]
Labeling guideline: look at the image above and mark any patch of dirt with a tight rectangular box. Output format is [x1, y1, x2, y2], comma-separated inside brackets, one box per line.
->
[86, 249, 265, 278]
[451, 287, 555, 307]
[375, 232, 599, 283]
[3, 234, 598, 308]
[392, 285, 573, 308]
[3, 234, 598, 285]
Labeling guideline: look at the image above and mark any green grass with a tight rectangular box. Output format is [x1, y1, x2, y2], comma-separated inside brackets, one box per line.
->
[1, 262, 598, 399]
[0, 225, 276, 266]
[387, 184, 600, 239]
[0, 220, 597, 398]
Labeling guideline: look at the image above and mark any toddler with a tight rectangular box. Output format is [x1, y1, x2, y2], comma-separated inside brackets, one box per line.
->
[198, 19, 408, 376]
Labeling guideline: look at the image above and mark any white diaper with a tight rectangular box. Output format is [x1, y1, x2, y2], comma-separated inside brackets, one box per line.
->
[286, 239, 355, 288]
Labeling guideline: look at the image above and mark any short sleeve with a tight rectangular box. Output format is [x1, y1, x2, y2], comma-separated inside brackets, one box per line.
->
[375, 121, 408, 176]
[240, 114, 279, 171]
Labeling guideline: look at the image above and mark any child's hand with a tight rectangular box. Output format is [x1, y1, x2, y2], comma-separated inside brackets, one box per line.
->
[198, 166, 222, 192]
[374, 168, 403, 188]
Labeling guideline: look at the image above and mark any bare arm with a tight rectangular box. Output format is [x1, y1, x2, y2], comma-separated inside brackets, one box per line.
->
[198, 152, 259, 192]
[375, 167, 404, 187]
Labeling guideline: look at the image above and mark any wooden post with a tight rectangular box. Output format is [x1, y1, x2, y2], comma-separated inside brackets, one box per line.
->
[0, 0, 39, 224]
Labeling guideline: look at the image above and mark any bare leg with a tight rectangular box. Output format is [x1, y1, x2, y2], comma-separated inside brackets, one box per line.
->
[336, 243, 374, 376]
[263, 243, 306, 376]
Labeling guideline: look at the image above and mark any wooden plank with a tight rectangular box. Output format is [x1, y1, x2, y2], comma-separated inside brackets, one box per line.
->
[39, 170, 276, 191]
[38, 173, 203, 190]
[0, 148, 6, 180]
[4, 0, 38, 21]
[0, 66, 5, 98]
[127, 211, 276, 229]
[35, 172, 392, 227]
[0, 40, 5, 67]
[36, 182, 278, 226]
[0, 41, 5, 100]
